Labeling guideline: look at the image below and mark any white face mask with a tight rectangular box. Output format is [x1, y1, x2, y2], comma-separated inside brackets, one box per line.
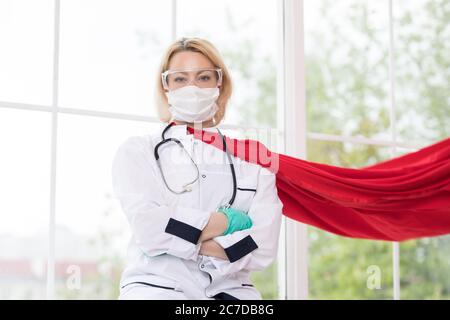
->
[166, 85, 220, 123]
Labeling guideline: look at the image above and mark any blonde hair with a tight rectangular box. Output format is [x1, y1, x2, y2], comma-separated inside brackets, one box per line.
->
[154, 37, 233, 124]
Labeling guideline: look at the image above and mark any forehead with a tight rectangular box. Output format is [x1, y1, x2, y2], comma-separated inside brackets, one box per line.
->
[168, 51, 215, 70]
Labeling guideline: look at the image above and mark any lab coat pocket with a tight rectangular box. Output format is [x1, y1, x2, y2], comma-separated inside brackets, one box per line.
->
[120, 271, 184, 293]
[233, 177, 257, 213]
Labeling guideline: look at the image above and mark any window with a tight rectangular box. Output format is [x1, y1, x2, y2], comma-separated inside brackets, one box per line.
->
[58, 0, 172, 116]
[393, 0, 450, 299]
[53, 115, 151, 299]
[0, 0, 54, 105]
[0, 108, 51, 299]
[1, 0, 447, 300]
[304, 0, 450, 299]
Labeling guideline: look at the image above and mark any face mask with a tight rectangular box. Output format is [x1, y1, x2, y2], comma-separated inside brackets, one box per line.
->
[166, 85, 220, 123]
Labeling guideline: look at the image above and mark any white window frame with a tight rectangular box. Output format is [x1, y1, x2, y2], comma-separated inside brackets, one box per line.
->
[277, 0, 309, 300]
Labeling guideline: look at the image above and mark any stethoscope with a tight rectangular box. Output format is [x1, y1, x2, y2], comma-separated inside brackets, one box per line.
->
[154, 122, 237, 209]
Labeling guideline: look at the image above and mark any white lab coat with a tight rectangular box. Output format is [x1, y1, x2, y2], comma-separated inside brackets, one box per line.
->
[111, 123, 283, 300]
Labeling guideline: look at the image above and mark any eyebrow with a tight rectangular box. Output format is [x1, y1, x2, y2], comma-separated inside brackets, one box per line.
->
[173, 69, 213, 75]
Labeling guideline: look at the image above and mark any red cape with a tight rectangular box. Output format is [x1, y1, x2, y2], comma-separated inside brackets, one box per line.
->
[183, 123, 450, 242]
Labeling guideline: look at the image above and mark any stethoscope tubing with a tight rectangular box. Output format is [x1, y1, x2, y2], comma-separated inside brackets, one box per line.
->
[154, 122, 237, 207]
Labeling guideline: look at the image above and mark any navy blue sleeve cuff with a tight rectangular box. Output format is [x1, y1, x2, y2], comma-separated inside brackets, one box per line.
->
[165, 218, 202, 244]
[224, 235, 258, 263]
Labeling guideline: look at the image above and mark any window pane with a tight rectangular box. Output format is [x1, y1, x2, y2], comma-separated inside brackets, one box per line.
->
[306, 140, 411, 299]
[393, 0, 450, 145]
[392, 146, 450, 299]
[304, 0, 391, 140]
[0, 0, 54, 105]
[393, 0, 450, 297]
[177, 0, 279, 129]
[59, 0, 172, 116]
[0, 108, 51, 299]
[399, 235, 450, 299]
[54, 114, 157, 299]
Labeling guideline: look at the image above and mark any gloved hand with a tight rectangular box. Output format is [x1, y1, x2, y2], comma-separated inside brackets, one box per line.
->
[217, 206, 253, 236]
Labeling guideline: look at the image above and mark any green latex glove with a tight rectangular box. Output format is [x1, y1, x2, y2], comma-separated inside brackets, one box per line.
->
[218, 206, 253, 236]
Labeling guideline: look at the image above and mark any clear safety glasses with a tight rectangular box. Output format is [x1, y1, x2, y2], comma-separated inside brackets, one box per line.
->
[161, 68, 222, 91]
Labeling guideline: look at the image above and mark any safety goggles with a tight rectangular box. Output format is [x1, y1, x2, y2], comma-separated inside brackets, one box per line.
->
[161, 68, 222, 91]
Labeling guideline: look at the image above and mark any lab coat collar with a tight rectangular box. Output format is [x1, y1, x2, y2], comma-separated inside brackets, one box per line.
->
[163, 122, 219, 139]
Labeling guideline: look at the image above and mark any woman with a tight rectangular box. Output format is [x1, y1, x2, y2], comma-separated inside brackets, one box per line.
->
[111, 37, 283, 300]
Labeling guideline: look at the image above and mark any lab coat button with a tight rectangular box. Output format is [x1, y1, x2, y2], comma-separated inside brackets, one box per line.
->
[200, 264, 205, 269]
[202, 174, 206, 178]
